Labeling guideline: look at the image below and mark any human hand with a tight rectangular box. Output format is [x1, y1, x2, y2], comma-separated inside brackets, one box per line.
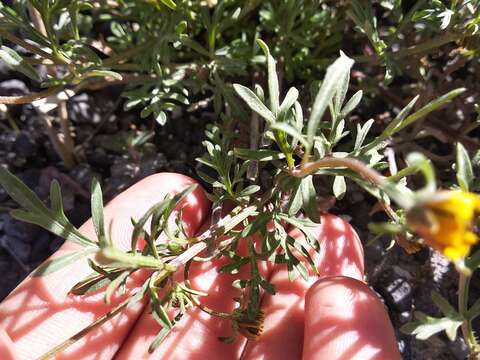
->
[0, 173, 400, 360]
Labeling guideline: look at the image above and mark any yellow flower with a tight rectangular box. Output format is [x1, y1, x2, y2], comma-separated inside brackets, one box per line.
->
[407, 190, 480, 260]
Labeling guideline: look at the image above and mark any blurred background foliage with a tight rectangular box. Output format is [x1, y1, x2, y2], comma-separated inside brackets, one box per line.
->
[0, 0, 479, 173]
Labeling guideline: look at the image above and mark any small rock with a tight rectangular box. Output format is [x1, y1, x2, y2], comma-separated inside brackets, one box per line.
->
[0, 79, 28, 96]
[3, 215, 39, 243]
[44, 141, 62, 163]
[450, 337, 469, 360]
[30, 232, 53, 263]
[110, 157, 139, 179]
[86, 147, 112, 169]
[138, 154, 168, 178]
[377, 268, 414, 313]
[0, 60, 11, 82]
[66, 200, 90, 228]
[430, 250, 454, 288]
[70, 164, 98, 191]
[6, 152, 26, 167]
[1, 235, 31, 262]
[1, 132, 18, 152]
[0, 254, 25, 300]
[396, 337, 411, 359]
[399, 311, 411, 323]
[385, 277, 413, 312]
[75, 124, 96, 143]
[13, 132, 38, 158]
[392, 265, 413, 280]
[162, 141, 187, 160]
[68, 93, 101, 124]
[102, 114, 119, 134]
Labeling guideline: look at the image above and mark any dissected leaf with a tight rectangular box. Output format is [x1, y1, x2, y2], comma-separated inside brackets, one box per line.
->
[234, 148, 286, 161]
[456, 142, 473, 192]
[397, 88, 465, 132]
[84, 70, 123, 80]
[233, 84, 276, 123]
[432, 291, 460, 318]
[340, 90, 363, 118]
[270, 123, 308, 148]
[257, 39, 279, 114]
[130, 184, 197, 251]
[237, 185, 260, 197]
[333, 176, 346, 199]
[307, 52, 354, 154]
[278, 87, 299, 120]
[300, 175, 320, 223]
[33, 247, 96, 277]
[91, 178, 106, 245]
[105, 271, 130, 303]
[400, 311, 462, 341]
[160, 0, 177, 10]
[0, 46, 40, 82]
[70, 273, 112, 295]
[0, 167, 96, 247]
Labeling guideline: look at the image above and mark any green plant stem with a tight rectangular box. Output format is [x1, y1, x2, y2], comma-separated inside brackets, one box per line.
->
[291, 156, 385, 186]
[26, 4, 70, 66]
[387, 165, 419, 183]
[37, 113, 75, 169]
[59, 101, 75, 156]
[459, 272, 480, 355]
[320, 157, 419, 252]
[274, 130, 294, 170]
[291, 157, 417, 250]
[355, 32, 462, 64]
[36, 4, 60, 61]
[285, 153, 294, 169]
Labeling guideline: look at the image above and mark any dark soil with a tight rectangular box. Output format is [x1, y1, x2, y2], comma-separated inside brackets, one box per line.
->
[0, 68, 476, 360]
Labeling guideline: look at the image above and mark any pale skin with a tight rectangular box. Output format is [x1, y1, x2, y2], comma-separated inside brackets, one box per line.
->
[0, 173, 401, 360]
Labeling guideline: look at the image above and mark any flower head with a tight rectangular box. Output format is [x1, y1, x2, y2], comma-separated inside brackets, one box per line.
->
[407, 190, 480, 260]
[237, 310, 265, 340]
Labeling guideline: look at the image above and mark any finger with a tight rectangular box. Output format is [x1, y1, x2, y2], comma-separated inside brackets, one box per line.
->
[242, 214, 364, 359]
[0, 173, 210, 360]
[114, 225, 272, 359]
[0, 327, 17, 360]
[303, 276, 400, 360]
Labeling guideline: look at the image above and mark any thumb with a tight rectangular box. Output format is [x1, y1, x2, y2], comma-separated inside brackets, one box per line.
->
[303, 276, 401, 360]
